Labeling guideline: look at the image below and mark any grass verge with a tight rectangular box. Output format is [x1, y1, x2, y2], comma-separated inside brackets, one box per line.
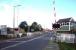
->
[57, 42, 76, 50]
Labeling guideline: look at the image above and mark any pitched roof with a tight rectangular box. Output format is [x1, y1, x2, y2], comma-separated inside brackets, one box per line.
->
[57, 17, 74, 23]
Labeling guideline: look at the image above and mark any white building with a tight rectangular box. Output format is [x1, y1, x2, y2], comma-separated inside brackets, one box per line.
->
[53, 17, 76, 33]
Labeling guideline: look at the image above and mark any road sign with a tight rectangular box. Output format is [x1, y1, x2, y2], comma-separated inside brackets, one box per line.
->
[0, 25, 7, 35]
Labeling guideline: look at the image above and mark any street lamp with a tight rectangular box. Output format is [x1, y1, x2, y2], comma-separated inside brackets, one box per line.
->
[13, 5, 21, 33]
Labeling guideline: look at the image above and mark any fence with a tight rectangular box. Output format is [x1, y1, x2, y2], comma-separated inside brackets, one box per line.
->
[56, 33, 75, 43]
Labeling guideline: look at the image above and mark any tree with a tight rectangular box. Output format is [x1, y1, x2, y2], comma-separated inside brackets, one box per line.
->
[19, 21, 28, 32]
[37, 24, 43, 31]
[30, 22, 43, 32]
[30, 22, 38, 32]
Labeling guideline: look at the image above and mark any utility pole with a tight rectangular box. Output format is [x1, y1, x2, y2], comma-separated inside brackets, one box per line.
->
[13, 6, 15, 34]
[13, 5, 21, 34]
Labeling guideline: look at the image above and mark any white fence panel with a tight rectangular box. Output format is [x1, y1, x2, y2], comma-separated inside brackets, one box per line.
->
[56, 33, 75, 43]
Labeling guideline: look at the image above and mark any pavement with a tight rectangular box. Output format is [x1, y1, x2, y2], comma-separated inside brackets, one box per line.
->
[43, 32, 60, 50]
[44, 41, 59, 50]
[0, 32, 60, 50]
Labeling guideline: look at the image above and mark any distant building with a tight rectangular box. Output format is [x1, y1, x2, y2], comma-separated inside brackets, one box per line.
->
[53, 17, 76, 33]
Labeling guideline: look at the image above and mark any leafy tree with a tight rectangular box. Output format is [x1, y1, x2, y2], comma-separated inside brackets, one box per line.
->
[19, 21, 28, 32]
[30, 22, 43, 32]
[37, 24, 43, 31]
[30, 22, 38, 32]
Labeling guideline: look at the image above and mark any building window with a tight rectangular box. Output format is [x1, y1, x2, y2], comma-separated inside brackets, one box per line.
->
[60, 24, 62, 26]
[66, 22, 69, 25]
[62, 23, 63, 25]
[63, 22, 65, 25]
[64, 22, 66, 25]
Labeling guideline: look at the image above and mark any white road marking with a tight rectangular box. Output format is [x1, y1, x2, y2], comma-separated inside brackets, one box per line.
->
[1, 34, 47, 50]
[5, 41, 26, 43]
[0, 36, 28, 43]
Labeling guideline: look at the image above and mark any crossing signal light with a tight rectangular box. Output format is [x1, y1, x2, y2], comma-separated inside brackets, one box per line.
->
[52, 24, 60, 28]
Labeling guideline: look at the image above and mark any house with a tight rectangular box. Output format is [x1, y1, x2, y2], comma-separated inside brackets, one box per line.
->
[53, 17, 76, 43]
[53, 17, 76, 33]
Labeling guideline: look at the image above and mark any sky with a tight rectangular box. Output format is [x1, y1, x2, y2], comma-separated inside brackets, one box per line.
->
[0, 0, 76, 29]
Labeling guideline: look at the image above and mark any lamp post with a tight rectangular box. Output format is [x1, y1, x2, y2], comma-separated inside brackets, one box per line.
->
[13, 5, 21, 34]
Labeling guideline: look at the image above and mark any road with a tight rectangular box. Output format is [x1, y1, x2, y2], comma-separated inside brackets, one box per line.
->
[0, 32, 51, 50]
